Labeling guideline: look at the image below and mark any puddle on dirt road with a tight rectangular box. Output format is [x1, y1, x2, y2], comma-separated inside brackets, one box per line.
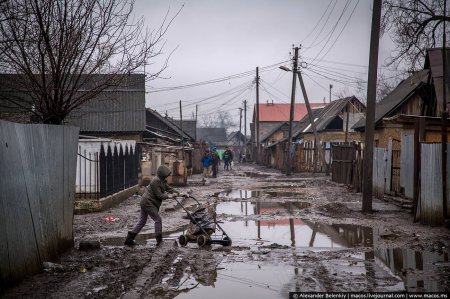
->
[216, 201, 363, 248]
[172, 249, 449, 299]
[218, 219, 373, 248]
[214, 189, 306, 199]
[214, 190, 264, 199]
[174, 262, 297, 299]
[216, 201, 310, 216]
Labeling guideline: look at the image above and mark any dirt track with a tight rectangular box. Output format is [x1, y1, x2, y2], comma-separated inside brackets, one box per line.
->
[2, 163, 450, 298]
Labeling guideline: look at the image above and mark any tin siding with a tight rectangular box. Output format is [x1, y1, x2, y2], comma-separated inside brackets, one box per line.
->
[0, 120, 79, 286]
[420, 143, 443, 225]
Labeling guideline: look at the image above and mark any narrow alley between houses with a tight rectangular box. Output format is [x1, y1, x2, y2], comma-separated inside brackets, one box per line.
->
[3, 163, 449, 298]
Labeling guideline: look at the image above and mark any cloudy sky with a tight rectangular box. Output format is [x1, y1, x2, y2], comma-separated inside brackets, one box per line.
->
[135, 0, 399, 131]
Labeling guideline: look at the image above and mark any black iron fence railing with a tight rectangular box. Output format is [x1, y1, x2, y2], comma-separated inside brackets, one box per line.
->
[76, 143, 139, 200]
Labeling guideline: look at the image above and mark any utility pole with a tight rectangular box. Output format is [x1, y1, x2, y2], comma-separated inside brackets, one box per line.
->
[329, 84, 333, 103]
[195, 104, 198, 141]
[256, 67, 260, 163]
[297, 71, 329, 175]
[441, 0, 448, 220]
[362, 0, 382, 213]
[239, 107, 243, 146]
[345, 104, 350, 142]
[287, 46, 299, 176]
[244, 100, 247, 161]
[179, 100, 185, 160]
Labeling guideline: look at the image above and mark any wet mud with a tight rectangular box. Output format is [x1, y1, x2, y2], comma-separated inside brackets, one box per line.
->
[2, 163, 450, 298]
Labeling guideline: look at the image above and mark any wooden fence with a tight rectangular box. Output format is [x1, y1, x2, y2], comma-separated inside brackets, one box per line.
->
[261, 141, 331, 173]
[331, 142, 363, 192]
[0, 120, 79, 287]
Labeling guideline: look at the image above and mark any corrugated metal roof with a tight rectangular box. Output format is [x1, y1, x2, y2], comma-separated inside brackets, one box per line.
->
[66, 90, 145, 132]
[353, 70, 429, 130]
[303, 96, 364, 133]
[172, 119, 197, 140]
[261, 122, 288, 143]
[256, 103, 326, 122]
[145, 109, 195, 141]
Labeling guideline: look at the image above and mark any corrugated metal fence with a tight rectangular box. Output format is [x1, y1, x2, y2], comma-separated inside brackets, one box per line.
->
[0, 120, 79, 287]
[419, 143, 450, 226]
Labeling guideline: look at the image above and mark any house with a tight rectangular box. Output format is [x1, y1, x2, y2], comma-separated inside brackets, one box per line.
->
[172, 119, 197, 141]
[196, 127, 228, 147]
[299, 96, 366, 143]
[352, 69, 431, 148]
[142, 108, 196, 184]
[251, 101, 326, 146]
[0, 73, 147, 141]
[337, 49, 450, 225]
[144, 108, 195, 145]
[66, 74, 146, 141]
[227, 131, 246, 146]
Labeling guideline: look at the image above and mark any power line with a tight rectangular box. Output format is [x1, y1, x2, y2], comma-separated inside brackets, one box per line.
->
[303, 0, 339, 50]
[300, 1, 336, 44]
[152, 80, 253, 111]
[308, 0, 352, 65]
[310, 0, 360, 65]
[146, 59, 289, 93]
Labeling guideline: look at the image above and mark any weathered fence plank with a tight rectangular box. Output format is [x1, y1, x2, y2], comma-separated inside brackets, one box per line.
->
[0, 120, 79, 287]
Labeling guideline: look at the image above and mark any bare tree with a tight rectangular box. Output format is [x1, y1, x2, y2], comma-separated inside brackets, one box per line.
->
[200, 111, 237, 132]
[382, 0, 449, 70]
[0, 0, 181, 124]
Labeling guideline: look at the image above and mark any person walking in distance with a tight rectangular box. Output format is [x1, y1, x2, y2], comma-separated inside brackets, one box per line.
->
[124, 165, 185, 246]
[201, 149, 212, 178]
[210, 146, 220, 178]
[223, 147, 233, 170]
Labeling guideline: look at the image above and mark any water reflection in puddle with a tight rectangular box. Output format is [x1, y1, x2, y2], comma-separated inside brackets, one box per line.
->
[214, 189, 305, 199]
[373, 248, 449, 292]
[214, 190, 264, 199]
[216, 201, 310, 216]
[175, 262, 294, 299]
[219, 219, 373, 248]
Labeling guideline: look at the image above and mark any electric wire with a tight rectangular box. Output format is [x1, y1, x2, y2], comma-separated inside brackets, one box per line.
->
[146, 59, 289, 93]
[312, 0, 360, 65]
[308, 0, 352, 65]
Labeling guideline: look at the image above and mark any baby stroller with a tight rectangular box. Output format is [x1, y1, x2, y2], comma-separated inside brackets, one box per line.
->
[175, 196, 232, 248]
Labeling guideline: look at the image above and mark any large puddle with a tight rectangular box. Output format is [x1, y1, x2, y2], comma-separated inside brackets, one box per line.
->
[173, 248, 449, 298]
[171, 198, 448, 295]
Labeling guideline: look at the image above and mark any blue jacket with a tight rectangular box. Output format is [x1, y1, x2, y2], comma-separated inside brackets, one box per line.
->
[201, 155, 212, 168]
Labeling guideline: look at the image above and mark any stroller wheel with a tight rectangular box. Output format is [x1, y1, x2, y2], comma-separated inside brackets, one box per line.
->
[178, 234, 188, 247]
[223, 236, 232, 247]
[197, 234, 210, 247]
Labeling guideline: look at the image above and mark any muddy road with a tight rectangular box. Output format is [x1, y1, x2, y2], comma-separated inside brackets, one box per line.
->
[3, 164, 450, 298]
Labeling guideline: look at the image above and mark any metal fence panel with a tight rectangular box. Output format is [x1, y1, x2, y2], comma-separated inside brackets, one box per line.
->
[400, 130, 414, 198]
[420, 143, 443, 226]
[448, 142, 450, 218]
[385, 138, 393, 193]
[0, 120, 79, 286]
[373, 148, 386, 198]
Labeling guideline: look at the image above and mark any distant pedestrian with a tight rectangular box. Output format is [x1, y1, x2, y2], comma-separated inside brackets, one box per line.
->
[223, 147, 233, 170]
[210, 146, 220, 178]
[124, 165, 185, 246]
[201, 150, 212, 178]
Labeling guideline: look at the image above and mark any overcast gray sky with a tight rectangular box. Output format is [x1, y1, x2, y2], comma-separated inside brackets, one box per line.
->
[135, 0, 398, 131]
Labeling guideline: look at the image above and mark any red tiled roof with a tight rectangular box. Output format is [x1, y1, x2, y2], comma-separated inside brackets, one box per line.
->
[256, 103, 326, 122]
